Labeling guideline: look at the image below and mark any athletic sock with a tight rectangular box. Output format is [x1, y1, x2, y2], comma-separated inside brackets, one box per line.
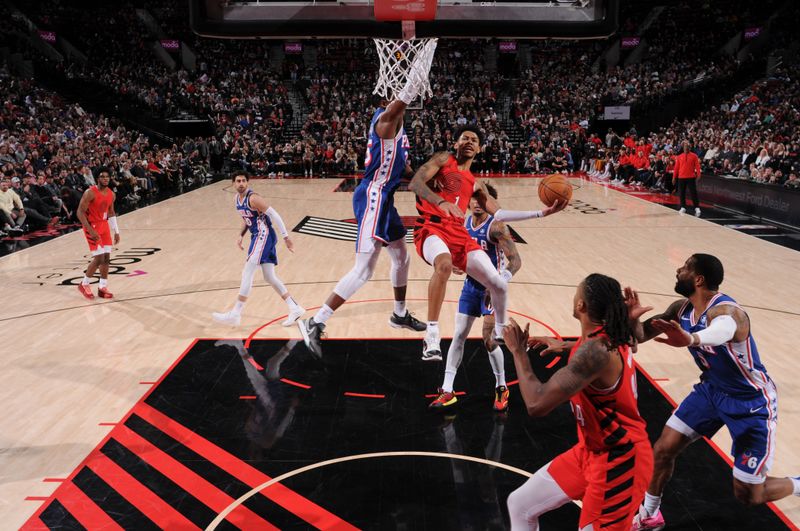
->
[99, 278, 108, 289]
[285, 296, 300, 311]
[233, 300, 245, 314]
[442, 371, 456, 394]
[642, 492, 662, 516]
[81, 275, 91, 286]
[394, 300, 407, 317]
[314, 304, 334, 325]
[488, 346, 506, 387]
[791, 476, 800, 496]
[427, 321, 439, 336]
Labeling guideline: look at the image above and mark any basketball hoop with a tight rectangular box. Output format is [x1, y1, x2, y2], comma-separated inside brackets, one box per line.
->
[372, 36, 437, 104]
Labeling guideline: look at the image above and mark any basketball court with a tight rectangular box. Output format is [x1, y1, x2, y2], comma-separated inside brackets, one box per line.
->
[3, 175, 799, 529]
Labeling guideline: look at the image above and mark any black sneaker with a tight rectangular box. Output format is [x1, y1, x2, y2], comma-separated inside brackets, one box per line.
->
[297, 317, 325, 359]
[389, 310, 426, 332]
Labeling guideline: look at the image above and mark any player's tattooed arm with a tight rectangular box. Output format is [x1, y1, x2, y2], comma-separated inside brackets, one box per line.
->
[76, 187, 99, 240]
[408, 151, 451, 205]
[473, 180, 500, 214]
[490, 221, 521, 275]
[505, 320, 610, 417]
[706, 304, 750, 342]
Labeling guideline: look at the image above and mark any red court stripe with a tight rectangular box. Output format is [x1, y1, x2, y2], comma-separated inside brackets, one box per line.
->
[247, 357, 265, 371]
[545, 356, 562, 369]
[239, 395, 257, 400]
[135, 402, 358, 531]
[280, 377, 311, 389]
[506, 379, 519, 387]
[139, 381, 157, 385]
[343, 392, 385, 399]
[112, 424, 276, 531]
[55, 480, 123, 530]
[86, 452, 200, 530]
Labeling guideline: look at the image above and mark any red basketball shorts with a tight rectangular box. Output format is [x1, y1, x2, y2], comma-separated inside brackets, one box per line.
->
[548, 440, 653, 531]
[84, 221, 113, 255]
[413, 216, 481, 272]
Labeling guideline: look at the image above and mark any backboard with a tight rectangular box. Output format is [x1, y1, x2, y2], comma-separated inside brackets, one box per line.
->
[190, 0, 618, 40]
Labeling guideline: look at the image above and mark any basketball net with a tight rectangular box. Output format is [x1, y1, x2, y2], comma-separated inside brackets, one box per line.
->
[372, 34, 437, 104]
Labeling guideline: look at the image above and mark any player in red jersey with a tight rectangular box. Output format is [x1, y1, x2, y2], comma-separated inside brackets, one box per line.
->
[76, 168, 120, 300]
[409, 125, 510, 360]
[503, 273, 653, 531]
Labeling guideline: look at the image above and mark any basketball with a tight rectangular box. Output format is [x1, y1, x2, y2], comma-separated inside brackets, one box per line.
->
[538, 174, 572, 207]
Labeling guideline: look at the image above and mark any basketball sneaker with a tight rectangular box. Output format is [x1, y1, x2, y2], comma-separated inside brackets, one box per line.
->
[493, 385, 510, 412]
[281, 306, 305, 327]
[695, 207, 701, 217]
[389, 310, 426, 331]
[212, 310, 241, 326]
[429, 388, 457, 409]
[422, 336, 442, 361]
[77, 283, 95, 300]
[298, 317, 325, 359]
[631, 507, 665, 531]
[678, 207, 686, 214]
[97, 287, 114, 299]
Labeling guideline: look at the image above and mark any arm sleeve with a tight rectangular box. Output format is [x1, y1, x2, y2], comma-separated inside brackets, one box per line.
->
[493, 209, 543, 222]
[693, 314, 737, 346]
[266, 207, 289, 238]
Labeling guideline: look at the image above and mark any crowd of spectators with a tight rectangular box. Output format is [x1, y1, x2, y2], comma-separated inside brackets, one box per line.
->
[0, 72, 213, 239]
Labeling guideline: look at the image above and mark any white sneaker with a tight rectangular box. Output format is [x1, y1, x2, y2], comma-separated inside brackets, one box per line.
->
[422, 335, 442, 361]
[212, 310, 241, 326]
[281, 306, 305, 327]
[695, 208, 701, 217]
[678, 207, 686, 214]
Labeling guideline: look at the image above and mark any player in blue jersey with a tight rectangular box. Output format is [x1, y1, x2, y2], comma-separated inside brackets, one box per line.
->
[625, 254, 800, 530]
[212, 171, 304, 327]
[297, 95, 428, 358]
[428, 184, 521, 412]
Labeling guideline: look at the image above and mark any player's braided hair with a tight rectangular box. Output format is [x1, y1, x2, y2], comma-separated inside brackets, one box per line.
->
[583, 273, 633, 350]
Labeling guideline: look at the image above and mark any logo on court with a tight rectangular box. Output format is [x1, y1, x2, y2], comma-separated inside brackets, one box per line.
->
[292, 216, 527, 244]
[25, 247, 163, 286]
[569, 199, 615, 214]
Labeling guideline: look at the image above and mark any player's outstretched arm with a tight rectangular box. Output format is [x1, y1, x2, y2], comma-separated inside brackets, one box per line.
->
[630, 296, 683, 344]
[651, 304, 745, 348]
[374, 100, 407, 139]
[76, 188, 99, 240]
[504, 319, 611, 417]
[408, 151, 462, 218]
[489, 220, 521, 276]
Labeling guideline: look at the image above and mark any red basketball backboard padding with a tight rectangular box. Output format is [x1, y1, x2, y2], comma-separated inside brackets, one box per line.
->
[374, 0, 437, 22]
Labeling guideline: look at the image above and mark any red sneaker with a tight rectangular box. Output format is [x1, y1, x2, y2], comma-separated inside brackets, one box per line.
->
[77, 283, 95, 300]
[97, 287, 114, 299]
[429, 388, 457, 409]
[493, 385, 510, 412]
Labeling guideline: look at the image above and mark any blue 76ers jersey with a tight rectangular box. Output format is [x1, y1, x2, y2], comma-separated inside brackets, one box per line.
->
[464, 214, 503, 291]
[236, 189, 273, 236]
[679, 293, 771, 397]
[362, 107, 409, 194]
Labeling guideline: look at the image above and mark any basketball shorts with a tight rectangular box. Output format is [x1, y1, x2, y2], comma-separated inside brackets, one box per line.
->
[548, 440, 653, 531]
[667, 379, 778, 484]
[458, 281, 493, 318]
[353, 181, 406, 253]
[246, 226, 278, 265]
[413, 217, 481, 271]
[84, 221, 113, 256]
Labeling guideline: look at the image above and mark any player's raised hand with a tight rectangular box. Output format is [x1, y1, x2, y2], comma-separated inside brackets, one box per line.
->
[528, 336, 570, 356]
[284, 236, 295, 253]
[652, 319, 693, 347]
[439, 201, 465, 219]
[542, 199, 567, 216]
[503, 318, 530, 355]
[623, 287, 653, 321]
